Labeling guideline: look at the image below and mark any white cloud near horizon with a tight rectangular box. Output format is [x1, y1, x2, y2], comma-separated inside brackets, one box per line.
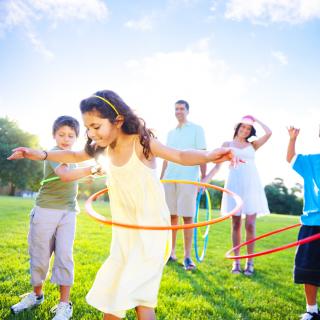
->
[121, 39, 256, 182]
[123, 38, 250, 144]
[124, 45, 249, 111]
[120, 37, 319, 187]
[225, 0, 320, 24]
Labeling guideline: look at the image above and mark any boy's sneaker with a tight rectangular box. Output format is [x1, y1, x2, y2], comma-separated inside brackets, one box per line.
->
[11, 292, 44, 314]
[300, 311, 320, 320]
[51, 302, 73, 320]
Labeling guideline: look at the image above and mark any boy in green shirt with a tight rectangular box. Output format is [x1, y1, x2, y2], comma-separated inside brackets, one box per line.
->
[11, 116, 99, 320]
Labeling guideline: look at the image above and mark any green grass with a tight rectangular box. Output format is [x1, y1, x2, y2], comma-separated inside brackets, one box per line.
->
[0, 196, 305, 319]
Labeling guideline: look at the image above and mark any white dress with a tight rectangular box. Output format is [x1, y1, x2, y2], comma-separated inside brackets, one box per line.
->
[86, 141, 172, 318]
[221, 144, 270, 217]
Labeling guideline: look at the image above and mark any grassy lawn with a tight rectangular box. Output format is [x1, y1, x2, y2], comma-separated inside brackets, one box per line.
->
[0, 195, 305, 320]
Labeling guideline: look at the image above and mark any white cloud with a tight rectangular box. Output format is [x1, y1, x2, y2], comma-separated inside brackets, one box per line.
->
[225, 0, 320, 24]
[0, 1, 34, 36]
[124, 15, 153, 31]
[0, 0, 109, 58]
[210, 0, 223, 12]
[120, 38, 311, 186]
[30, 0, 109, 22]
[271, 50, 288, 65]
[255, 64, 273, 79]
[0, 0, 109, 31]
[123, 38, 249, 146]
[26, 31, 55, 60]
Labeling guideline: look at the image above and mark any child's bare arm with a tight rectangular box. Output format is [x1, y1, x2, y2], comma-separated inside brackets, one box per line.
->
[200, 163, 207, 180]
[160, 160, 168, 179]
[150, 138, 238, 166]
[201, 164, 221, 184]
[55, 164, 100, 182]
[287, 126, 300, 163]
[200, 141, 230, 183]
[7, 147, 92, 163]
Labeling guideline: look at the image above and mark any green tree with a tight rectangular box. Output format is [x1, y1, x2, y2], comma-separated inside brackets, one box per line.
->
[264, 177, 303, 215]
[0, 117, 43, 195]
[200, 179, 224, 209]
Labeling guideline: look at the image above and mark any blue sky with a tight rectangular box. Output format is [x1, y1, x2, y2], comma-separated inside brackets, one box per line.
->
[1, 0, 320, 187]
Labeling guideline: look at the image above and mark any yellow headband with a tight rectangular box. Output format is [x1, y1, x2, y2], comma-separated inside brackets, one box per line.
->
[92, 95, 119, 115]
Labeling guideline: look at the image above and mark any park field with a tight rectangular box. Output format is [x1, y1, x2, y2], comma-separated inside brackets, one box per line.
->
[0, 195, 305, 320]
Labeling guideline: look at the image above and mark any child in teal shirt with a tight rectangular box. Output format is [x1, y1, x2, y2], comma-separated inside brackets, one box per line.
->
[287, 126, 320, 320]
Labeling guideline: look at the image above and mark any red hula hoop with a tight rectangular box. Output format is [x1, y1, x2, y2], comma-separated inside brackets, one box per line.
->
[225, 223, 320, 259]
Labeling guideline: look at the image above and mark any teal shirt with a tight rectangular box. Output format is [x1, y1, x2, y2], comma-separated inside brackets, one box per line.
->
[36, 146, 78, 211]
[163, 122, 206, 181]
[292, 154, 320, 226]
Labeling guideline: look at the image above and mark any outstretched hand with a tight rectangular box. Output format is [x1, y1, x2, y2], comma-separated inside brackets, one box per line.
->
[7, 147, 45, 161]
[210, 147, 244, 167]
[287, 126, 300, 139]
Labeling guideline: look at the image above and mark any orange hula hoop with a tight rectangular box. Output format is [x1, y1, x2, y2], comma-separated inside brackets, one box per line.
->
[85, 180, 243, 230]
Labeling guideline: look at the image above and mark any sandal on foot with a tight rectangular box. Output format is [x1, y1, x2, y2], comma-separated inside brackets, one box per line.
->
[183, 258, 196, 271]
[244, 261, 254, 276]
[167, 256, 177, 263]
[231, 262, 242, 274]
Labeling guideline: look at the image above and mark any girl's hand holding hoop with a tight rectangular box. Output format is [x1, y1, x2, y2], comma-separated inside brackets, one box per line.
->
[7, 147, 46, 161]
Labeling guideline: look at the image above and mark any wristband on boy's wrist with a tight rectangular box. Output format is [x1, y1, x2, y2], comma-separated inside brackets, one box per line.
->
[42, 150, 48, 160]
[90, 165, 99, 175]
[90, 164, 102, 175]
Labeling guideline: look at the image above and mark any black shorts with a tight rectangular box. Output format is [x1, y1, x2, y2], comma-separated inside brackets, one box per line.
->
[294, 225, 320, 286]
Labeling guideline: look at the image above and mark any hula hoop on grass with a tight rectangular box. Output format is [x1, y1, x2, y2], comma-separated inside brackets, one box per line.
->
[225, 223, 320, 259]
[194, 188, 212, 262]
[85, 180, 243, 230]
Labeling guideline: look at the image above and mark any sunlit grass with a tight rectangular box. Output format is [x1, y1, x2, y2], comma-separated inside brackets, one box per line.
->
[0, 196, 305, 319]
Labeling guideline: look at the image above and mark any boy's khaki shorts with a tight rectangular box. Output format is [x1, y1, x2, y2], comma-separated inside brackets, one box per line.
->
[28, 206, 76, 286]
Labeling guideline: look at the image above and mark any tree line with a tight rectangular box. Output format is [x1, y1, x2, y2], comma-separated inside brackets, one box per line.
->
[0, 117, 303, 214]
[199, 178, 303, 215]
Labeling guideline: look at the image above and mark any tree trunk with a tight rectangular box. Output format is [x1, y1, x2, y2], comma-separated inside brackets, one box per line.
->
[9, 183, 16, 196]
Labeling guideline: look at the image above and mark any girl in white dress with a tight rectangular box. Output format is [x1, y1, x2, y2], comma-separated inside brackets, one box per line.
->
[9, 90, 239, 320]
[203, 115, 271, 276]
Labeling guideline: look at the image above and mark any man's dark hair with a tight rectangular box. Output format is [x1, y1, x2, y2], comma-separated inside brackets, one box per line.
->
[175, 100, 189, 111]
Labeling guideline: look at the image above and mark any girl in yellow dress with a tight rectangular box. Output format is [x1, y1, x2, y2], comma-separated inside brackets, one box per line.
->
[8, 90, 238, 319]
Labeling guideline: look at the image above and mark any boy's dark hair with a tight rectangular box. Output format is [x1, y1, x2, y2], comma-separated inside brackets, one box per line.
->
[175, 100, 189, 111]
[233, 123, 256, 141]
[80, 90, 155, 159]
[53, 116, 80, 137]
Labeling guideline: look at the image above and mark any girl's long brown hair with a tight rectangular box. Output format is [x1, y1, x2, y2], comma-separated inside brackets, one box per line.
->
[80, 90, 155, 159]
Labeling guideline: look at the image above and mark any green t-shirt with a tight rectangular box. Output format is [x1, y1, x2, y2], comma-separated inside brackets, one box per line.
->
[36, 146, 78, 211]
